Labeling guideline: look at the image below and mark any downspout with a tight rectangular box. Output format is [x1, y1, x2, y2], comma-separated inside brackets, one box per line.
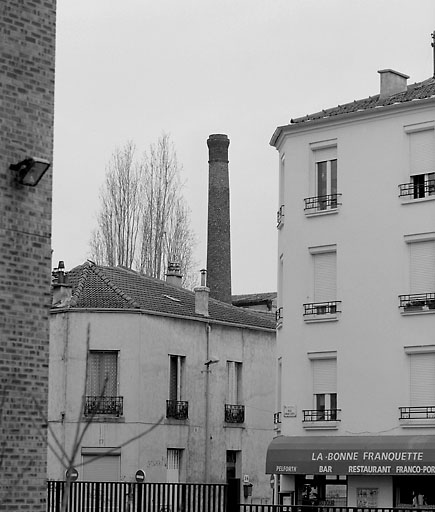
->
[204, 322, 211, 483]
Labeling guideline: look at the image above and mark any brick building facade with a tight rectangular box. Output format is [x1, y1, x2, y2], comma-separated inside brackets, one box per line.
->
[0, 1, 56, 509]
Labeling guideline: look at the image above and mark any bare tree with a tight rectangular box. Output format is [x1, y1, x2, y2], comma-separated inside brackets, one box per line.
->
[90, 134, 197, 286]
[90, 141, 142, 268]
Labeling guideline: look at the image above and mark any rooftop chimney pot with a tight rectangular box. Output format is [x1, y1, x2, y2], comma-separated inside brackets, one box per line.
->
[378, 69, 409, 99]
[166, 261, 183, 287]
[194, 270, 210, 316]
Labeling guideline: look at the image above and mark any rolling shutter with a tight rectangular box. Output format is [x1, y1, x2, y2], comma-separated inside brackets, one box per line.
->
[410, 353, 435, 406]
[82, 455, 120, 482]
[313, 359, 337, 394]
[409, 241, 435, 294]
[313, 252, 336, 302]
[409, 130, 435, 176]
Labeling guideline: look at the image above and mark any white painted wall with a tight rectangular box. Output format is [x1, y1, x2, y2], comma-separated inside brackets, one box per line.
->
[48, 309, 275, 503]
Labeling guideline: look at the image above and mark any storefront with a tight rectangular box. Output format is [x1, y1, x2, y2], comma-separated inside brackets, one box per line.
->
[266, 436, 435, 508]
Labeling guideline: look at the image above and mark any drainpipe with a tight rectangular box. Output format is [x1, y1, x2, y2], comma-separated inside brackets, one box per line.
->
[204, 323, 211, 483]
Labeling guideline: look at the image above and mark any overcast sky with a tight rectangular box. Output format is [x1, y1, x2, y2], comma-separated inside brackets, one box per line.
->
[52, 0, 435, 294]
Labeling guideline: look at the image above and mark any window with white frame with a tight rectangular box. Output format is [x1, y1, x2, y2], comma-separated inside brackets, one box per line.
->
[227, 361, 242, 404]
[305, 246, 338, 316]
[169, 355, 185, 401]
[310, 357, 337, 421]
[409, 129, 435, 199]
[400, 235, 435, 311]
[306, 144, 338, 212]
[167, 448, 182, 483]
[409, 352, 435, 407]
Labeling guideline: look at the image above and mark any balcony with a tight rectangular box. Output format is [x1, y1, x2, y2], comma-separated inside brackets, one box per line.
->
[303, 301, 341, 317]
[166, 400, 188, 420]
[400, 406, 435, 420]
[303, 409, 341, 422]
[399, 179, 435, 199]
[276, 307, 283, 326]
[399, 293, 435, 312]
[225, 404, 245, 424]
[84, 396, 123, 417]
[277, 205, 285, 228]
[304, 193, 341, 213]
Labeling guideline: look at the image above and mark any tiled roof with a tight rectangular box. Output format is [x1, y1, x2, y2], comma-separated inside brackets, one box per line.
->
[290, 76, 435, 125]
[56, 262, 275, 331]
[232, 292, 277, 306]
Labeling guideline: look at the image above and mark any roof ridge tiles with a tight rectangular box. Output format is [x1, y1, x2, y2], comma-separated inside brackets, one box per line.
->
[89, 264, 141, 308]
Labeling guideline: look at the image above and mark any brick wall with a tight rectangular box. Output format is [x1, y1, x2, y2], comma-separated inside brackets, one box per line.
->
[206, 134, 232, 304]
[0, 1, 56, 510]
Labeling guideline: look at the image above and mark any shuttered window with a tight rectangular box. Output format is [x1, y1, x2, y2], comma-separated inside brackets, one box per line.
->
[87, 351, 118, 397]
[313, 252, 336, 302]
[409, 130, 435, 176]
[410, 353, 435, 406]
[82, 454, 120, 482]
[227, 361, 242, 404]
[169, 355, 184, 401]
[313, 358, 337, 394]
[409, 240, 435, 294]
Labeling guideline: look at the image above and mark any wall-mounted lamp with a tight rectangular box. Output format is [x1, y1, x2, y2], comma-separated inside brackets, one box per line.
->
[10, 157, 51, 186]
[204, 356, 219, 367]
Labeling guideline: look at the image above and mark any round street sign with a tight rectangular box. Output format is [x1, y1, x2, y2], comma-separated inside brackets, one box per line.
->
[65, 467, 79, 481]
[135, 469, 146, 482]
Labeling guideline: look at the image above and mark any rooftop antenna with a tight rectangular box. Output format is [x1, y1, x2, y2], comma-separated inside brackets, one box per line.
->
[432, 30, 435, 78]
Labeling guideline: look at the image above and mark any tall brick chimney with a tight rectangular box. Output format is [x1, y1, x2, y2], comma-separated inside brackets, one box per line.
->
[206, 134, 232, 303]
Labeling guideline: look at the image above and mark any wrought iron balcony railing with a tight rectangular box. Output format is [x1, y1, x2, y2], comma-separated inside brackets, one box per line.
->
[303, 409, 341, 422]
[273, 411, 282, 424]
[166, 400, 188, 420]
[400, 406, 435, 420]
[399, 293, 435, 311]
[303, 301, 341, 316]
[225, 404, 245, 424]
[304, 193, 341, 212]
[399, 179, 435, 199]
[84, 396, 123, 417]
[277, 205, 285, 227]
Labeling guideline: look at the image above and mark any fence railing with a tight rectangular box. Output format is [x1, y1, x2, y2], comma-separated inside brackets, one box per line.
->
[47, 481, 227, 512]
[239, 507, 418, 512]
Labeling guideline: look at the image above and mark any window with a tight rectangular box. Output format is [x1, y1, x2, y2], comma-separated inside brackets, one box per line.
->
[400, 128, 435, 199]
[400, 237, 435, 312]
[167, 355, 188, 419]
[304, 354, 338, 424]
[409, 130, 435, 199]
[312, 358, 337, 420]
[85, 351, 122, 416]
[304, 246, 339, 318]
[225, 361, 244, 423]
[305, 144, 339, 212]
[277, 156, 285, 227]
[167, 449, 182, 483]
[400, 350, 435, 421]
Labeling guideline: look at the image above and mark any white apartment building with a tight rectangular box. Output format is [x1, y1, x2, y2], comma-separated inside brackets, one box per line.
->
[267, 68, 435, 508]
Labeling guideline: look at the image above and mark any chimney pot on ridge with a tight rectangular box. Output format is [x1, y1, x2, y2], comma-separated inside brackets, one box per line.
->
[166, 261, 183, 287]
[195, 269, 209, 316]
[378, 69, 409, 100]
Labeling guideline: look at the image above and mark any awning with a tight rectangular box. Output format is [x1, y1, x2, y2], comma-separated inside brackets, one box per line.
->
[266, 435, 435, 476]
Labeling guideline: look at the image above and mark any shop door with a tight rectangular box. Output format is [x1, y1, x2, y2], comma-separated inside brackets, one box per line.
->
[227, 478, 240, 512]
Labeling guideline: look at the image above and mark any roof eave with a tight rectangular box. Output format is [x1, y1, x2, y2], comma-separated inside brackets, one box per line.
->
[270, 96, 435, 146]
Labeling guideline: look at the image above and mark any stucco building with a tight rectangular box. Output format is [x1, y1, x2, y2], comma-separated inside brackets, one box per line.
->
[48, 262, 275, 506]
[267, 65, 435, 508]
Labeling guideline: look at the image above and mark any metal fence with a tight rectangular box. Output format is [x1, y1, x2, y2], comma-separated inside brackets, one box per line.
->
[239, 507, 412, 512]
[47, 481, 227, 512]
